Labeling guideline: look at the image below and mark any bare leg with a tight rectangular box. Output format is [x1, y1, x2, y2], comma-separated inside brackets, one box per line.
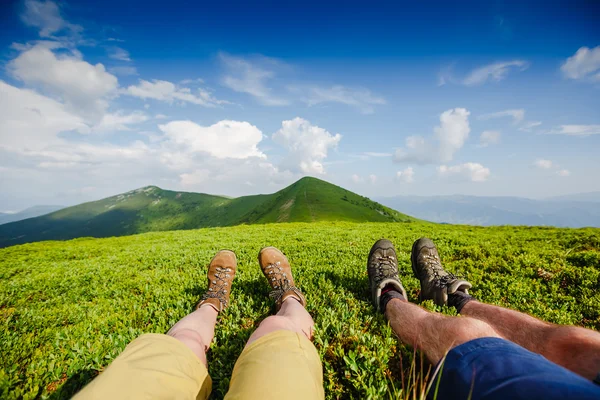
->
[167, 304, 218, 366]
[461, 301, 600, 381]
[385, 299, 501, 365]
[246, 298, 314, 347]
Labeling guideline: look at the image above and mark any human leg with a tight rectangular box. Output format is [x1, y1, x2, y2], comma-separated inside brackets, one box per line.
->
[224, 247, 323, 400]
[369, 239, 600, 400]
[367, 239, 499, 364]
[385, 298, 500, 364]
[461, 301, 600, 381]
[410, 237, 600, 382]
[73, 250, 237, 400]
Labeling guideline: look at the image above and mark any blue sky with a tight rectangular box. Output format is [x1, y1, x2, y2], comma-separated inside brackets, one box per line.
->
[0, 0, 599, 211]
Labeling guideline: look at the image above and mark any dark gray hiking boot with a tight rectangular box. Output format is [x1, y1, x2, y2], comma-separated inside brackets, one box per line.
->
[367, 239, 407, 312]
[411, 238, 471, 306]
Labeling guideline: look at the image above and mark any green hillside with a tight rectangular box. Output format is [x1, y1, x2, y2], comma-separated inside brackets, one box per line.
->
[0, 222, 598, 399]
[0, 177, 413, 248]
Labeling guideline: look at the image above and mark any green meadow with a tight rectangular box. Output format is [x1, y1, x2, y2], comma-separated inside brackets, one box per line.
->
[1, 221, 599, 399]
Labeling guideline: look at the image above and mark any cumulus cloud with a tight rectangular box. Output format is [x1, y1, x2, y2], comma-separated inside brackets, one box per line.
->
[394, 108, 470, 164]
[20, 0, 82, 39]
[0, 80, 88, 151]
[561, 46, 600, 82]
[478, 109, 525, 124]
[125, 79, 230, 107]
[546, 125, 600, 136]
[272, 117, 341, 174]
[478, 130, 501, 147]
[463, 61, 529, 86]
[8, 43, 118, 122]
[396, 167, 414, 183]
[291, 85, 386, 114]
[220, 53, 289, 106]
[534, 159, 553, 169]
[159, 120, 266, 160]
[557, 169, 570, 177]
[437, 163, 490, 182]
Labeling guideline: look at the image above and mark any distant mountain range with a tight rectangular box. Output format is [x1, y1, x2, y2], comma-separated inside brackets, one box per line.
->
[375, 193, 600, 228]
[0, 205, 64, 225]
[0, 177, 413, 248]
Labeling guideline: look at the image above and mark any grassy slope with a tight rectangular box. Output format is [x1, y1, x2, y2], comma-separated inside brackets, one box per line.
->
[0, 177, 413, 248]
[1, 222, 599, 399]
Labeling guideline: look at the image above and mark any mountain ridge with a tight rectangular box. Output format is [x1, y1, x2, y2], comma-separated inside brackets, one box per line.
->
[375, 194, 600, 227]
[0, 177, 414, 248]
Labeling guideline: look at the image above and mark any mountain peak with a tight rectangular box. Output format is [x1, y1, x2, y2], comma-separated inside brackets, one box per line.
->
[0, 178, 414, 248]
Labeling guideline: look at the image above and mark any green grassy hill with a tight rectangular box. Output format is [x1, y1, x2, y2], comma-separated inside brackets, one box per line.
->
[0, 177, 413, 248]
[1, 222, 598, 399]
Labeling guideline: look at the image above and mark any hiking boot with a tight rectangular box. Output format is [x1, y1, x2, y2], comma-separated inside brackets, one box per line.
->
[367, 239, 407, 312]
[411, 238, 471, 306]
[197, 250, 237, 312]
[258, 247, 306, 311]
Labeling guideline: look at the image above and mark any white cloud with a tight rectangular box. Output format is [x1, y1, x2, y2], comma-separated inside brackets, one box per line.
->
[272, 117, 341, 174]
[437, 163, 490, 182]
[351, 174, 364, 183]
[108, 47, 131, 62]
[125, 79, 229, 107]
[364, 152, 392, 158]
[369, 174, 377, 184]
[220, 53, 289, 106]
[93, 111, 149, 132]
[561, 46, 600, 82]
[158, 120, 265, 160]
[396, 167, 414, 183]
[8, 43, 118, 122]
[478, 109, 525, 124]
[394, 108, 470, 164]
[463, 60, 528, 86]
[547, 125, 600, 136]
[519, 121, 542, 132]
[20, 0, 82, 39]
[534, 159, 553, 169]
[557, 169, 570, 177]
[180, 78, 205, 85]
[109, 66, 138, 76]
[479, 130, 501, 147]
[0, 80, 88, 151]
[180, 169, 211, 187]
[291, 85, 386, 114]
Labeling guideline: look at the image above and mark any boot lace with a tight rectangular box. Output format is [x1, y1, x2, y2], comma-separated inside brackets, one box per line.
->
[371, 255, 398, 284]
[201, 266, 232, 308]
[423, 253, 459, 289]
[264, 261, 300, 303]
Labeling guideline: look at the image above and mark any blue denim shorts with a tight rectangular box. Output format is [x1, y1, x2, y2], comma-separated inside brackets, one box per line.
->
[429, 337, 600, 400]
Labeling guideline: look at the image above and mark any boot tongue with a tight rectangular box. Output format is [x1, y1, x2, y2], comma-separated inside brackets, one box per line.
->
[447, 279, 472, 294]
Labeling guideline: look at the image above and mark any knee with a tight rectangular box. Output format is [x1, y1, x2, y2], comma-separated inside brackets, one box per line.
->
[548, 326, 599, 353]
[257, 315, 297, 333]
[450, 317, 499, 345]
[168, 327, 207, 348]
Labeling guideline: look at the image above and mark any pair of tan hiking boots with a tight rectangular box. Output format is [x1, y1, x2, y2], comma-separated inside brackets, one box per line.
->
[197, 247, 305, 313]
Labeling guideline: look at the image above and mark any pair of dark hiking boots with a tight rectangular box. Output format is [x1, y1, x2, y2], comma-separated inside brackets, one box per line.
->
[197, 238, 470, 314]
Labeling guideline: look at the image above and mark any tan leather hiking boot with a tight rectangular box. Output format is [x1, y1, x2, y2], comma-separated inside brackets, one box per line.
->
[197, 250, 237, 312]
[258, 247, 306, 311]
